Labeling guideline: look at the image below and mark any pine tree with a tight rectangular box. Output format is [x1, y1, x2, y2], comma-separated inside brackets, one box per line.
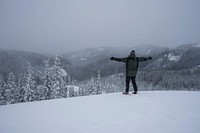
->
[89, 77, 97, 95]
[7, 72, 17, 104]
[42, 59, 52, 100]
[17, 74, 26, 103]
[0, 75, 3, 89]
[23, 62, 37, 102]
[51, 54, 66, 99]
[96, 71, 102, 94]
[4, 73, 15, 104]
[0, 75, 6, 105]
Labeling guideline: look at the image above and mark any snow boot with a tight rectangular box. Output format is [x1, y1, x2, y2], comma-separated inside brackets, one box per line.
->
[122, 92, 129, 95]
[132, 91, 137, 94]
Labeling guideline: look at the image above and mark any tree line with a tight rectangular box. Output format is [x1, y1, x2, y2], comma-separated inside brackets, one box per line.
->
[0, 55, 102, 106]
[1, 54, 199, 106]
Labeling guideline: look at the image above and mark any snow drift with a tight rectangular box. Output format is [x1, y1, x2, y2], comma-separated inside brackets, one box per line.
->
[0, 91, 200, 133]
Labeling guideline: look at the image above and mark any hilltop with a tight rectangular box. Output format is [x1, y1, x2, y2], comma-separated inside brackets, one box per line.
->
[0, 91, 200, 133]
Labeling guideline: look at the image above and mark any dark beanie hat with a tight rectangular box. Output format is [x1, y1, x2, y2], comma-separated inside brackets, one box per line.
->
[130, 50, 135, 55]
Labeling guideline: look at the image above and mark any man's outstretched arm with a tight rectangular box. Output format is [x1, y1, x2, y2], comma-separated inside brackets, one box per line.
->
[110, 57, 127, 63]
[137, 56, 152, 62]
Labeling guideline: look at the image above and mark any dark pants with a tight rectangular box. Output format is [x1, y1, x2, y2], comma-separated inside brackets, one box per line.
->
[126, 76, 137, 93]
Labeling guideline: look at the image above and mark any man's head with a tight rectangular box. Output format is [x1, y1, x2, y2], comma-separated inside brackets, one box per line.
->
[130, 50, 135, 55]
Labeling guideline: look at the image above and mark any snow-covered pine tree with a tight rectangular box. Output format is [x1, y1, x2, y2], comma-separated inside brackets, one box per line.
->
[0, 75, 3, 89]
[23, 62, 37, 102]
[51, 54, 67, 99]
[60, 77, 68, 98]
[42, 58, 52, 100]
[89, 77, 97, 95]
[96, 71, 102, 94]
[6, 72, 17, 104]
[17, 74, 26, 103]
[3, 73, 15, 104]
[0, 75, 6, 105]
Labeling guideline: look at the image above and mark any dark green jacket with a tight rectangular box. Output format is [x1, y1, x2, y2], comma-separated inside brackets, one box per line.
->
[113, 54, 150, 77]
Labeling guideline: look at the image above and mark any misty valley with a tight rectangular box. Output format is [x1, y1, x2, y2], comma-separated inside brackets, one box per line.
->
[0, 44, 200, 105]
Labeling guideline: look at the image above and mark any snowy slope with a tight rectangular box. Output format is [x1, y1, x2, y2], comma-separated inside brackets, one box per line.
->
[0, 91, 200, 133]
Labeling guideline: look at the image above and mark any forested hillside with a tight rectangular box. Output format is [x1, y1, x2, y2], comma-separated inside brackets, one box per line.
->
[1, 44, 200, 105]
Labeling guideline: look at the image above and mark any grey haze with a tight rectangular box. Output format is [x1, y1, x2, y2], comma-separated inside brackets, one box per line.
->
[0, 0, 200, 54]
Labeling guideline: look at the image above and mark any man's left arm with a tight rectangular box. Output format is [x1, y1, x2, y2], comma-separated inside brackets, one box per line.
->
[137, 56, 152, 62]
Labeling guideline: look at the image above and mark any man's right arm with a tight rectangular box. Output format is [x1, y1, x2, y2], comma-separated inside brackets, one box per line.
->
[110, 57, 127, 63]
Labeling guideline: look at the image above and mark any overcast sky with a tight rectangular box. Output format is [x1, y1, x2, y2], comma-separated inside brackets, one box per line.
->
[0, 0, 200, 54]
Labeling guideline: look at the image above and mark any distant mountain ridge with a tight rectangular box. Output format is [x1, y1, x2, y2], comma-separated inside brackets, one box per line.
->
[0, 49, 71, 80]
[144, 44, 200, 70]
[63, 44, 200, 79]
[63, 45, 168, 67]
[0, 44, 200, 81]
[0, 49, 45, 79]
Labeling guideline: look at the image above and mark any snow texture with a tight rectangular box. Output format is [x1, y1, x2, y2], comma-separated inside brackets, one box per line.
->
[0, 91, 200, 133]
[59, 68, 68, 77]
[167, 53, 181, 61]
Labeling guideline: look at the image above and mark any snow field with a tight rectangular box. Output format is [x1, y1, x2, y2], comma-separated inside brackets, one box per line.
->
[0, 91, 200, 133]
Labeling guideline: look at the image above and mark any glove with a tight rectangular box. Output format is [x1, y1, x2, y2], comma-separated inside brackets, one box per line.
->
[149, 56, 152, 60]
[110, 57, 115, 60]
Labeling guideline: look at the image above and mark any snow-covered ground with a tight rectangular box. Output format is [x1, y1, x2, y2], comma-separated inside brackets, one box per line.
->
[0, 91, 200, 133]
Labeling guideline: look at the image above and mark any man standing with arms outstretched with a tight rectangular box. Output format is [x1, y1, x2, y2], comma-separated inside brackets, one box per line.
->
[110, 50, 152, 95]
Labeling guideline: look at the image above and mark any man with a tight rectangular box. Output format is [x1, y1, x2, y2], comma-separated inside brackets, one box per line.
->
[110, 50, 152, 95]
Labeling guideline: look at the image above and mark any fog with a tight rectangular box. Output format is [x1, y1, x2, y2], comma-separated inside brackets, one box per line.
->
[0, 0, 200, 54]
